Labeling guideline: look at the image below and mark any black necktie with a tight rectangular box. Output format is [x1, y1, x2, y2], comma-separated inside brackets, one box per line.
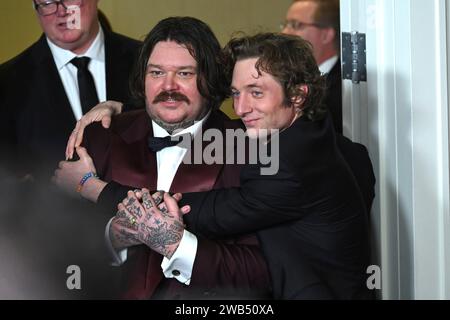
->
[70, 57, 99, 114]
[147, 134, 192, 152]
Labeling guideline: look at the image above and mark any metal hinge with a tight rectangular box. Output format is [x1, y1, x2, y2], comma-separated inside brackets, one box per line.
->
[342, 32, 367, 84]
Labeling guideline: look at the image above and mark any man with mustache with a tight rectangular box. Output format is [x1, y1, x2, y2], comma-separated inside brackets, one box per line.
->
[118, 32, 373, 300]
[54, 16, 271, 299]
[153, 91, 190, 105]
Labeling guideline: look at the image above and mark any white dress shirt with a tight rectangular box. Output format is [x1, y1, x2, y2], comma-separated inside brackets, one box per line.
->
[47, 25, 106, 121]
[319, 55, 339, 75]
[105, 113, 211, 285]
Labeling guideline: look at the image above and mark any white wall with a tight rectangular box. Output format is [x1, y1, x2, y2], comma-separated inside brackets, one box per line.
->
[341, 0, 450, 299]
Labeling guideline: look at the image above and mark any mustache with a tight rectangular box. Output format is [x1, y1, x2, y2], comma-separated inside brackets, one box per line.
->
[152, 91, 190, 105]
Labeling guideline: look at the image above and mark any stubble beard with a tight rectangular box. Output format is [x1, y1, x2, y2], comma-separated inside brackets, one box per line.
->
[147, 101, 210, 135]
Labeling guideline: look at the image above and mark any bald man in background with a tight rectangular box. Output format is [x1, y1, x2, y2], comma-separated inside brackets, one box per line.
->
[282, 0, 342, 133]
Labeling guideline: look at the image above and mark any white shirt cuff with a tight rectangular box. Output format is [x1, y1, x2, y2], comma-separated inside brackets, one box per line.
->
[161, 230, 198, 285]
[105, 217, 128, 266]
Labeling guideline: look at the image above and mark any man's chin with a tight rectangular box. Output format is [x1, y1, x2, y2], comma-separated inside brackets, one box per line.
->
[153, 116, 195, 133]
[245, 128, 259, 139]
[246, 128, 273, 140]
[52, 31, 84, 48]
[158, 115, 186, 125]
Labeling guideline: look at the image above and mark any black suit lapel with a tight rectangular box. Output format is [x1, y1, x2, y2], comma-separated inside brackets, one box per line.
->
[324, 59, 343, 133]
[327, 59, 341, 84]
[104, 31, 137, 102]
[16, 35, 77, 177]
[29, 36, 76, 139]
[34, 35, 76, 128]
[170, 111, 226, 193]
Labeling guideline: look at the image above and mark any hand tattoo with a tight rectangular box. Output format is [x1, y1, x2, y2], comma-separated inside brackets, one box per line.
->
[110, 217, 140, 249]
[117, 190, 185, 258]
[138, 219, 183, 259]
[125, 197, 143, 218]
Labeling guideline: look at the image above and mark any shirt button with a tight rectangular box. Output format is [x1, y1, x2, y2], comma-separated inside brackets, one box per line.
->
[172, 270, 181, 277]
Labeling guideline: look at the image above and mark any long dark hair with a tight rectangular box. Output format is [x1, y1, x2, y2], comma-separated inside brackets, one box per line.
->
[130, 17, 229, 110]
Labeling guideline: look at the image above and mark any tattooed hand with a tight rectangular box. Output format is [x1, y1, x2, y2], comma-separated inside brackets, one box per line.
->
[109, 190, 163, 251]
[109, 208, 140, 251]
[110, 189, 190, 259]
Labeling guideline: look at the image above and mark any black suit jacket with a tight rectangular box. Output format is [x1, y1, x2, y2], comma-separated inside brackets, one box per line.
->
[0, 29, 141, 180]
[325, 59, 343, 133]
[335, 134, 375, 214]
[182, 114, 373, 299]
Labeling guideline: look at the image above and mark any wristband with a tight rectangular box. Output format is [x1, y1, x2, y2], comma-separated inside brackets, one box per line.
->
[76, 172, 98, 193]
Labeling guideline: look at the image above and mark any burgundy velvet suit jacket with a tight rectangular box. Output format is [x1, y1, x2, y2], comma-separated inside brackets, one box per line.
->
[83, 109, 271, 299]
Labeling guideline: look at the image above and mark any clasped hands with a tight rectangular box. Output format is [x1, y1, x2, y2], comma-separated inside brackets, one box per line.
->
[109, 189, 191, 259]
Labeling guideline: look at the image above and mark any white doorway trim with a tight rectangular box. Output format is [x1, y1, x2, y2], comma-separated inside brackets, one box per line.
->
[341, 0, 450, 299]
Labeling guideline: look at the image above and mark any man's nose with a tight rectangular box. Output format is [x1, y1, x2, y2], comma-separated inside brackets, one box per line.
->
[234, 95, 251, 117]
[282, 27, 296, 35]
[163, 73, 179, 91]
[281, 26, 290, 34]
[55, 1, 69, 17]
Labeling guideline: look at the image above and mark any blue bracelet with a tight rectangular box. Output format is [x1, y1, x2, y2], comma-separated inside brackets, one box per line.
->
[77, 172, 98, 193]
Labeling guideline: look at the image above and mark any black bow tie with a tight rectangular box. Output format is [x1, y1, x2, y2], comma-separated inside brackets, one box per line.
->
[147, 135, 188, 152]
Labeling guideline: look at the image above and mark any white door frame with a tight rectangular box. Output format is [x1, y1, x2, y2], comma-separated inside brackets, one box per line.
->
[341, 0, 450, 299]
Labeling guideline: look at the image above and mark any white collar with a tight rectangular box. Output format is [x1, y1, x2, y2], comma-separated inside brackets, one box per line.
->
[47, 24, 105, 70]
[319, 55, 339, 74]
[152, 110, 211, 139]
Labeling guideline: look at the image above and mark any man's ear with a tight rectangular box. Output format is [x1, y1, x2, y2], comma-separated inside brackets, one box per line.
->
[321, 27, 336, 46]
[291, 85, 309, 109]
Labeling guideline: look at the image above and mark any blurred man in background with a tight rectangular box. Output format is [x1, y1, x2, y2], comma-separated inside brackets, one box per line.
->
[282, 0, 342, 133]
[0, 0, 140, 298]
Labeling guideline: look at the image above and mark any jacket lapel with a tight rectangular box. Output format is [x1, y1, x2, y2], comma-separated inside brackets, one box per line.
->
[109, 110, 227, 193]
[104, 31, 119, 101]
[35, 35, 76, 129]
[109, 113, 157, 191]
[104, 30, 138, 102]
[110, 137, 157, 190]
[170, 112, 226, 193]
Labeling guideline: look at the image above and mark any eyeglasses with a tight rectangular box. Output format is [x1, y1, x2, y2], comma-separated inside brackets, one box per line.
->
[34, 0, 83, 16]
[280, 20, 323, 31]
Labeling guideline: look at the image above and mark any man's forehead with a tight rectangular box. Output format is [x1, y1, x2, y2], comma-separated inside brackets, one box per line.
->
[151, 41, 193, 55]
[288, 1, 318, 18]
[233, 63, 263, 85]
[148, 41, 197, 66]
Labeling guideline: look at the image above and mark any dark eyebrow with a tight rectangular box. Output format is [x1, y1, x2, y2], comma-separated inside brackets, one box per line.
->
[245, 84, 263, 90]
[231, 84, 263, 91]
[146, 64, 196, 70]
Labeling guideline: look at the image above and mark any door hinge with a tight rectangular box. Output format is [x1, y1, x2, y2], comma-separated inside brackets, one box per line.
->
[342, 31, 367, 84]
